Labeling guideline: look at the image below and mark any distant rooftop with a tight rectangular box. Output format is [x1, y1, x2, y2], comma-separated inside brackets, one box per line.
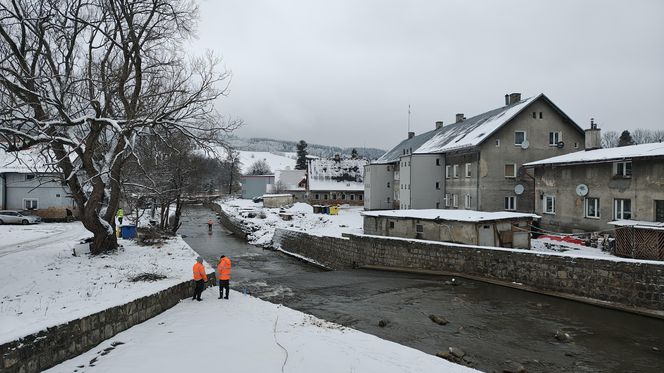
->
[524, 142, 664, 167]
[361, 209, 540, 222]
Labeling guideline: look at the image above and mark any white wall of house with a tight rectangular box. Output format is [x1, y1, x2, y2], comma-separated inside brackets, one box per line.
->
[410, 154, 444, 209]
[364, 164, 394, 210]
[4, 172, 72, 211]
[399, 156, 411, 209]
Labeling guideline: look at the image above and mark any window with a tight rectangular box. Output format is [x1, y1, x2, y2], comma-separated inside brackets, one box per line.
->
[387, 197, 391, 203]
[543, 195, 556, 214]
[452, 194, 458, 208]
[655, 200, 664, 222]
[504, 196, 516, 211]
[464, 194, 471, 209]
[358, 194, 363, 201]
[332, 193, 337, 200]
[539, 112, 543, 119]
[435, 182, 440, 190]
[465, 163, 471, 178]
[585, 197, 600, 218]
[444, 193, 451, 207]
[387, 182, 390, 188]
[25, 174, 35, 181]
[436, 158, 440, 166]
[514, 131, 526, 145]
[614, 199, 631, 220]
[445, 165, 451, 179]
[350, 194, 354, 201]
[416, 224, 424, 233]
[504, 163, 517, 178]
[613, 162, 632, 178]
[549, 132, 562, 146]
[314, 194, 320, 200]
[323, 194, 328, 200]
[495, 139, 500, 147]
[574, 142, 578, 148]
[24, 199, 38, 210]
[387, 166, 391, 171]
[532, 112, 536, 119]
[453, 165, 459, 178]
[436, 202, 440, 209]
[389, 221, 395, 229]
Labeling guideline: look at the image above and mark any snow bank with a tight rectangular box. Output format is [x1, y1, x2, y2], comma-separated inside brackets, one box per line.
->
[0, 222, 212, 344]
[219, 198, 363, 246]
[46, 290, 476, 373]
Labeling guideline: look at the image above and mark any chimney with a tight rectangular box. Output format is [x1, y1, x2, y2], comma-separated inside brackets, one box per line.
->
[504, 94, 509, 106]
[435, 121, 444, 129]
[408, 131, 415, 139]
[508, 93, 521, 105]
[455, 113, 465, 123]
[584, 118, 602, 151]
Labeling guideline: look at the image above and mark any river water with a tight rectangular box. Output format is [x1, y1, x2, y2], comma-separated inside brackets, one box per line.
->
[180, 205, 664, 372]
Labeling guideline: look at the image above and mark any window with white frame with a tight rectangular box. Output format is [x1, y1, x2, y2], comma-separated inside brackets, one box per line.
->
[585, 197, 600, 218]
[504, 163, 517, 178]
[332, 193, 337, 200]
[445, 165, 451, 178]
[504, 196, 516, 211]
[24, 199, 38, 210]
[613, 162, 632, 178]
[464, 194, 471, 209]
[358, 194, 363, 201]
[444, 193, 451, 207]
[549, 131, 562, 146]
[614, 199, 631, 220]
[495, 139, 500, 147]
[452, 194, 458, 208]
[465, 163, 471, 177]
[453, 164, 459, 178]
[314, 194, 320, 200]
[514, 131, 526, 145]
[543, 195, 556, 214]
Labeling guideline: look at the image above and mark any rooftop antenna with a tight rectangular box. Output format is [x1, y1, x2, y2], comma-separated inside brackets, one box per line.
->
[407, 104, 412, 133]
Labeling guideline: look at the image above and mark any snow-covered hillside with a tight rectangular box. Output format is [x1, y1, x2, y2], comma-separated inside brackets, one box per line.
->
[238, 151, 296, 174]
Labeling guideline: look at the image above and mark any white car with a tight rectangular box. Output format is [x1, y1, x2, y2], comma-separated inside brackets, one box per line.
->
[0, 210, 42, 225]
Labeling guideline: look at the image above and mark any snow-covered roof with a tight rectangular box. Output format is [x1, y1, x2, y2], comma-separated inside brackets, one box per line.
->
[524, 142, 664, 167]
[309, 179, 364, 192]
[275, 169, 306, 191]
[262, 194, 293, 198]
[609, 220, 664, 230]
[373, 93, 581, 163]
[361, 209, 540, 222]
[0, 149, 53, 174]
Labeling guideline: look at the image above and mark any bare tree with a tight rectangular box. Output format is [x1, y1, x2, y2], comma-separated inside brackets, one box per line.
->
[601, 131, 619, 148]
[247, 159, 272, 175]
[0, 0, 238, 253]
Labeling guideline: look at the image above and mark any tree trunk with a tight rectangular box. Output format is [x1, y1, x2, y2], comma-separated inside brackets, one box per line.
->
[81, 210, 118, 255]
[170, 193, 183, 234]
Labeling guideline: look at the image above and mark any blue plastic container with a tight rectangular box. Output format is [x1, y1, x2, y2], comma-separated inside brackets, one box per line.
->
[121, 225, 137, 239]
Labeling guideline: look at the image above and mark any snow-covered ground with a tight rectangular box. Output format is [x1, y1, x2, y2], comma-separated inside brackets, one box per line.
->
[531, 237, 617, 260]
[238, 150, 296, 174]
[46, 289, 476, 373]
[219, 198, 363, 246]
[0, 222, 212, 344]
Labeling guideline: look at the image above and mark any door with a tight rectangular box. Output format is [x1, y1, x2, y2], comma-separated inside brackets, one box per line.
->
[479, 224, 494, 246]
[656, 200, 664, 222]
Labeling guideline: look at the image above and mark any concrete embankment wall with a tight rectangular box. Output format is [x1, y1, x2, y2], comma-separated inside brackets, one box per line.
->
[206, 201, 249, 239]
[273, 229, 664, 317]
[0, 273, 215, 373]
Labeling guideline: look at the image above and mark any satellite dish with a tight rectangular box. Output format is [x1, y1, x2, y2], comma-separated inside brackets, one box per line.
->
[520, 139, 530, 149]
[576, 184, 589, 197]
[557, 141, 565, 148]
[514, 184, 525, 195]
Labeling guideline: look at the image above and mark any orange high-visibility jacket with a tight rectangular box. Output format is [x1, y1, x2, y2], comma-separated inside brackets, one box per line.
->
[217, 257, 231, 280]
[193, 262, 207, 281]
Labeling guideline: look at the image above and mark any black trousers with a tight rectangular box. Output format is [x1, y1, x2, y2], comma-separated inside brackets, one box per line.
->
[193, 279, 205, 300]
[219, 279, 229, 298]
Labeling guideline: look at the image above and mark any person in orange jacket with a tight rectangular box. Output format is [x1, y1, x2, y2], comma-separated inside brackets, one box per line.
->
[217, 255, 232, 299]
[192, 256, 208, 301]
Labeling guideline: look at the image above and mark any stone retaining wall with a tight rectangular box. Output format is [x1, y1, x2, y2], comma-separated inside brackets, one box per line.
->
[0, 273, 216, 373]
[273, 229, 664, 315]
[205, 201, 249, 239]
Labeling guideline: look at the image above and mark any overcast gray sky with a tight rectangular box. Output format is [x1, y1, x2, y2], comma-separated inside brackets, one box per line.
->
[192, 0, 664, 149]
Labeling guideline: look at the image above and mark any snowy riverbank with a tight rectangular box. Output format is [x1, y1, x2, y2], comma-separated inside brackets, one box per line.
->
[46, 288, 477, 373]
[0, 222, 212, 344]
[218, 198, 363, 246]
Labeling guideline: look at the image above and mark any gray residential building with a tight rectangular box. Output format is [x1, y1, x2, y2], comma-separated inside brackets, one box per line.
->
[365, 93, 586, 213]
[524, 138, 664, 233]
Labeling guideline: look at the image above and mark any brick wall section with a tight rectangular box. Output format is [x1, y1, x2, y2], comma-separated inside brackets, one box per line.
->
[273, 229, 664, 313]
[0, 273, 215, 373]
